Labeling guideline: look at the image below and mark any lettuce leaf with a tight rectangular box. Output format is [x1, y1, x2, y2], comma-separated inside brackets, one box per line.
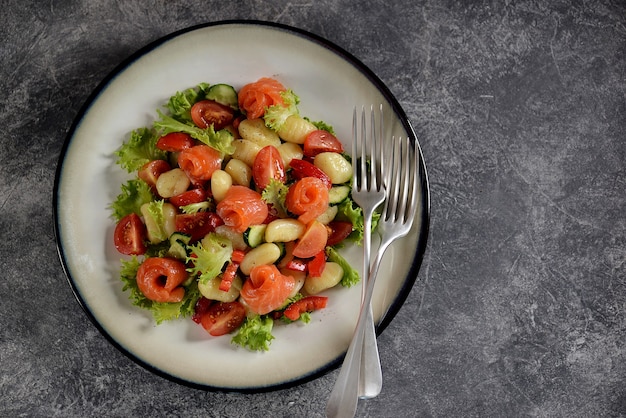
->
[326, 246, 360, 287]
[153, 110, 235, 155]
[119, 256, 151, 309]
[115, 128, 167, 173]
[142, 200, 168, 243]
[110, 179, 154, 221]
[186, 233, 233, 284]
[151, 280, 201, 324]
[231, 314, 275, 351]
[309, 118, 335, 135]
[166, 82, 210, 123]
[261, 179, 289, 218]
[263, 89, 300, 132]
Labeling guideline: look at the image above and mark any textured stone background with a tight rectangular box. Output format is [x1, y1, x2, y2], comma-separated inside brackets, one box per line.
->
[1, 1, 625, 417]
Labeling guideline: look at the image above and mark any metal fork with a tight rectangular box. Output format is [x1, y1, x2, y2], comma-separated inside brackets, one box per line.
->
[359, 134, 420, 399]
[326, 126, 420, 417]
[326, 105, 386, 418]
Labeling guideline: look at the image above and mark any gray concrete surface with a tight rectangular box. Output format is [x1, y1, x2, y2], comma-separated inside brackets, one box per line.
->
[1, 1, 625, 417]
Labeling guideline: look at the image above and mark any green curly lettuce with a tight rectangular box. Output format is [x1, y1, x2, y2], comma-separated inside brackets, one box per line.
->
[109, 179, 154, 221]
[326, 246, 360, 287]
[261, 178, 289, 217]
[154, 110, 235, 155]
[166, 82, 211, 123]
[114, 127, 167, 173]
[231, 314, 275, 351]
[186, 233, 233, 284]
[263, 89, 300, 132]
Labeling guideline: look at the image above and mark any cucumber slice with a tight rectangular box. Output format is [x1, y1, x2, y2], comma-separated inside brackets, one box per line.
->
[243, 224, 267, 248]
[207, 84, 238, 110]
[328, 185, 350, 205]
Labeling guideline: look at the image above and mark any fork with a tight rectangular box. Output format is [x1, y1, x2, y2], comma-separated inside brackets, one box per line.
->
[326, 105, 386, 418]
[326, 125, 420, 417]
[359, 134, 420, 399]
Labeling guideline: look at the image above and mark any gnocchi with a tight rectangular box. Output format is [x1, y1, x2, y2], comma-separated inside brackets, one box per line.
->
[238, 118, 281, 147]
[277, 114, 317, 144]
[155, 168, 190, 198]
[304, 262, 344, 295]
[224, 158, 252, 186]
[210, 169, 232, 202]
[314, 152, 352, 184]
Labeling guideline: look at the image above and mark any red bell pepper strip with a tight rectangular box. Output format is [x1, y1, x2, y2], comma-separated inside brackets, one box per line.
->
[283, 296, 328, 321]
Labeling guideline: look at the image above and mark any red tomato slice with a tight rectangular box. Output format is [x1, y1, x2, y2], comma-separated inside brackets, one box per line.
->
[303, 130, 344, 157]
[192, 297, 213, 324]
[326, 221, 353, 246]
[191, 99, 235, 130]
[169, 188, 207, 207]
[200, 301, 247, 336]
[138, 160, 171, 191]
[283, 296, 328, 321]
[113, 213, 147, 255]
[288, 158, 332, 189]
[175, 212, 224, 242]
[253, 145, 286, 190]
[156, 132, 195, 152]
[292, 220, 328, 258]
[307, 250, 326, 278]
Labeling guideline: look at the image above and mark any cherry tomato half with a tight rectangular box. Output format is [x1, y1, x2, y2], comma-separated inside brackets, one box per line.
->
[199, 301, 247, 336]
[156, 132, 195, 152]
[169, 188, 207, 207]
[113, 213, 147, 255]
[303, 130, 344, 157]
[191, 99, 235, 130]
[253, 145, 286, 190]
[326, 221, 353, 246]
[175, 211, 224, 242]
[292, 220, 328, 259]
[288, 158, 332, 189]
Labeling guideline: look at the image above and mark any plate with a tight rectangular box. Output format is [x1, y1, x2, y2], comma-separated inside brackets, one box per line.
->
[54, 20, 430, 391]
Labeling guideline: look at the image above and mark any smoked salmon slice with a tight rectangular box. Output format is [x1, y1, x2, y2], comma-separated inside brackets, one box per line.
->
[240, 264, 296, 315]
[136, 257, 188, 303]
[216, 185, 269, 233]
[285, 177, 330, 224]
[177, 144, 223, 182]
[238, 77, 287, 119]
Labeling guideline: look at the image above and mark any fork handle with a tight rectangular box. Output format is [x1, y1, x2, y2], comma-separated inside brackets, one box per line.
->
[358, 239, 392, 398]
[359, 304, 382, 398]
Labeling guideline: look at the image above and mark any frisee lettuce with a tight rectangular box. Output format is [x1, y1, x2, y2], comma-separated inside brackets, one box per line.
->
[263, 89, 300, 132]
[186, 233, 233, 284]
[110, 179, 154, 221]
[309, 118, 335, 135]
[143, 200, 168, 243]
[115, 127, 167, 173]
[153, 110, 235, 155]
[166, 82, 211, 123]
[261, 179, 289, 218]
[231, 314, 275, 351]
[326, 246, 360, 287]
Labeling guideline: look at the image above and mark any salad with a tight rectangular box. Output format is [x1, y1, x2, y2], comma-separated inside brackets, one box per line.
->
[110, 77, 366, 351]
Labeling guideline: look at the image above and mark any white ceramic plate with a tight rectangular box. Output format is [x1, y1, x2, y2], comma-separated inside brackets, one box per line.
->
[54, 21, 429, 391]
